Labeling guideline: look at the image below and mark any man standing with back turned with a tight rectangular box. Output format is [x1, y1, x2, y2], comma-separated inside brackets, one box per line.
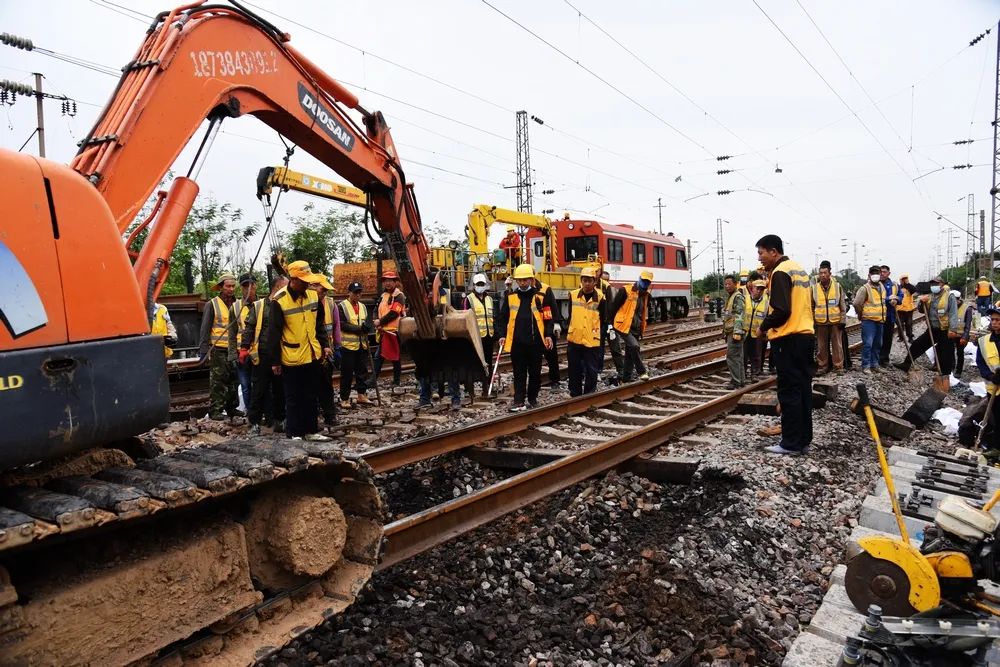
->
[756, 235, 815, 456]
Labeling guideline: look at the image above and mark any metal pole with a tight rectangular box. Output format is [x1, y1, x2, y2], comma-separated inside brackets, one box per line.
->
[33, 72, 44, 158]
[990, 19, 1000, 287]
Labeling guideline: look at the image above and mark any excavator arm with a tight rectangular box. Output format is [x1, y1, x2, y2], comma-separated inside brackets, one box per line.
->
[256, 165, 368, 208]
[70, 1, 436, 337]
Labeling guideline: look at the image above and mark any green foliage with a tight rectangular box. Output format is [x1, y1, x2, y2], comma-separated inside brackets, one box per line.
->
[282, 203, 378, 271]
[692, 272, 726, 299]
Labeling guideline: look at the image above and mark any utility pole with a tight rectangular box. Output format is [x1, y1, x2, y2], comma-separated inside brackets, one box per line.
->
[990, 19, 1000, 286]
[967, 193, 975, 266]
[715, 219, 725, 278]
[514, 110, 533, 213]
[33, 73, 44, 157]
[653, 198, 666, 234]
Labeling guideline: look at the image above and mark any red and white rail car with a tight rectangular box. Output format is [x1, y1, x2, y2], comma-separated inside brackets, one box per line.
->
[525, 218, 691, 320]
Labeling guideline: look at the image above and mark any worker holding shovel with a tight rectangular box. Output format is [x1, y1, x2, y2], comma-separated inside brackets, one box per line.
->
[893, 275, 958, 391]
[974, 307, 1000, 451]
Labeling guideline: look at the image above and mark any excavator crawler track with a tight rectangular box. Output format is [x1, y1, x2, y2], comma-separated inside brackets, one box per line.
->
[0, 437, 384, 666]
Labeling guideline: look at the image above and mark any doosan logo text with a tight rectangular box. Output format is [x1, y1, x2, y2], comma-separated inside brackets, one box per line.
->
[298, 82, 354, 152]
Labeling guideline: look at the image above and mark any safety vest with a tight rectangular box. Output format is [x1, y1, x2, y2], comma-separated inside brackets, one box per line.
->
[956, 302, 971, 336]
[378, 289, 405, 332]
[275, 288, 321, 366]
[246, 298, 266, 364]
[766, 259, 815, 340]
[979, 335, 1000, 395]
[322, 296, 336, 340]
[749, 295, 769, 339]
[339, 300, 369, 351]
[612, 284, 649, 336]
[151, 304, 173, 358]
[467, 293, 495, 338]
[723, 289, 749, 335]
[234, 301, 251, 338]
[930, 286, 951, 330]
[861, 283, 886, 323]
[209, 296, 231, 349]
[977, 280, 992, 297]
[812, 281, 843, 325]
[567, 288, 603, 348]
[897, 285, 915, 312]
[504, 291, 545, 352]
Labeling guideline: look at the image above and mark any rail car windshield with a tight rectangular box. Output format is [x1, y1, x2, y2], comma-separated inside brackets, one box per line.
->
[565, 235, 599, 261]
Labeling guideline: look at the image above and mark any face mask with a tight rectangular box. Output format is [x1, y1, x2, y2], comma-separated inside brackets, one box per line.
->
[869, 274, 880, 283]
[517, 283, 532, 292]
[930, 285, 941, 294]
[474, 284, 487, 294]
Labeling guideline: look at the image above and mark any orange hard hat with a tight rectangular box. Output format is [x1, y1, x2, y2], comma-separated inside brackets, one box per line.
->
[382, 270, 399, 280]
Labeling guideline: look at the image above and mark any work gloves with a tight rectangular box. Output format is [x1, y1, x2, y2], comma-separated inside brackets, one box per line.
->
[606, 325, 617, 341]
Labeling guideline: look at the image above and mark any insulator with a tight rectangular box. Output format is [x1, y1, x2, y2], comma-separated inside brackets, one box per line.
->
[717, 190, 733, 196]
[717, 169, 732, 175]
[0, 33, 33, 51]
[0, 79, 34, 96]
[716, 155, 732, 161]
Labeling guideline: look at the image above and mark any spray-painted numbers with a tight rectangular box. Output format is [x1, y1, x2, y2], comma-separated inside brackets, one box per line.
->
[188, 50, 278, 77]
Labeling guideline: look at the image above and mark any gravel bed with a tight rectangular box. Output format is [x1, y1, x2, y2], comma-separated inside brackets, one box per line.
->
[261, 330, 976, 667]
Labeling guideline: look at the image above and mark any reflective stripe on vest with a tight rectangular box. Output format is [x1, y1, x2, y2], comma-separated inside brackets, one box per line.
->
[931, 286, 951, 330]
[612, 285, 649, 336]
[956, 302, 971, 336]
[766, 259, 815, 340]
[979, 335, 1000, 395]
[504, 292, 544, 352]
[322, 296, 335, 339]
[151, 304, 173, 358]
[750, 295, 769, 338]
[467, 293, 494, 338]
[812, 281, 842, 324]
[379, 290, 405, 332]
[209, 296, 231, 349]
[567, 288, 603, 348]
[248, 298, 266, 364]
[862, 283, 886, 322]
[275, 289, 321, 366]
[339, 300, 369, 351]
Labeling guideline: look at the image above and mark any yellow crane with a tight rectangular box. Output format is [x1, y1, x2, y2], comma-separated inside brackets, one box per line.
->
[256, 165, 368, 207]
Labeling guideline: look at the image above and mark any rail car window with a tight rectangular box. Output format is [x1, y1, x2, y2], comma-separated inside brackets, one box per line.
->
[533, 241, 545, 257]
[676, 249, 688, 268]
[632, 242, 646, 264]
[607, 238, 624, 262]
[654, 246, 665, 266]
[565, 235, 598, 261]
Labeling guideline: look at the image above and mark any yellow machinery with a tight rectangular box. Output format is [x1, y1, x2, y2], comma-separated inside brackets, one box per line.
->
[467, 203, 558, 272]
[257, 165, 368, 207]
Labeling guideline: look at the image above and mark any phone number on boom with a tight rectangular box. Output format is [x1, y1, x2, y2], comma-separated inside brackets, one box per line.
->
[188, 50, 278, 77]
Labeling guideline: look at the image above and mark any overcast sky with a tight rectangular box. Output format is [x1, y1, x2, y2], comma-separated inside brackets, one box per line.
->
[1, 0, 997, 281]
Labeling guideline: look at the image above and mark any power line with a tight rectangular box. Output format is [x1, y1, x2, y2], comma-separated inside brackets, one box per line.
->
[87, 0, 150, 24]
[479, 0, 714, 156]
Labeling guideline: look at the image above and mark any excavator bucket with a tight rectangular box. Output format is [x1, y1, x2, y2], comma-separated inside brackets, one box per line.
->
[397, 309, 487, 380]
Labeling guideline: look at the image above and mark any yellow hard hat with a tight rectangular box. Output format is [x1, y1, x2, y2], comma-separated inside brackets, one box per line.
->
[756, 264, 765, 272]
[639, 270, 653, 281]
[739, 269, 749, 278]
[752, 279, 766, 288]
[505, 224, 516, 233]
[513, 263, 535, 279]
[580, 267, 598, 279]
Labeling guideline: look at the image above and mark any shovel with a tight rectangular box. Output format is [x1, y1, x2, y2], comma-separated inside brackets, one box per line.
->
[895, 317, 920, 383]
[923, 302, 951, 394]
[486, 346, 504, 397]
[975, 389, 999, 450]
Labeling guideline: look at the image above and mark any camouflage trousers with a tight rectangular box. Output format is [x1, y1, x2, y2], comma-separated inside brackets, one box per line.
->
[209, 347, 238, 417]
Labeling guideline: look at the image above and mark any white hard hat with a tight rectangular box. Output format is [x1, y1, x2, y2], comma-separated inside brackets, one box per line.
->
[950, 289, 962, 298]
[472, 273, 488, 285]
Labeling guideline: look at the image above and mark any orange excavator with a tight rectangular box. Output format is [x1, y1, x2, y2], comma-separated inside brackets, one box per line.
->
[0, 2, 482, 664]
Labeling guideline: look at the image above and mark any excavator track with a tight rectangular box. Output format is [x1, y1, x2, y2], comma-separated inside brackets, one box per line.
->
[0, 437, 384, 666]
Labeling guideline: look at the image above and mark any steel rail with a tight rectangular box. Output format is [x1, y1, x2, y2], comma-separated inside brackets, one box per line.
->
[375, 375, 775, 570]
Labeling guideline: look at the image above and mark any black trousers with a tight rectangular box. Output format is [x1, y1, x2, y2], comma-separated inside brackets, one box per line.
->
[954, 340, 968, 376]
[622, 333, 646, 379]
[878, 315, 895, 365]
[373, 345, 402, 385]
[248, 360, 285, 426]
[771, 334, 815, 451]
[567, 343, 602, 396]
[841, 326, 852, 370]
[545, 333, 561, 384]
[282, 361, 320, 438]
[746, 336, 763, 377]
[339, 348, 370, 400]
[318, 360, 337, 423]
[909, 327, 955, 376]
[897, 310, 914, 341]
[510, 341, 543, 405]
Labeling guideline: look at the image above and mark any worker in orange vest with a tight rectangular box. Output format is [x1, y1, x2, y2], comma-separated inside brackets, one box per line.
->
[373, 270, 406, 387]
[977, 276, 995, 312]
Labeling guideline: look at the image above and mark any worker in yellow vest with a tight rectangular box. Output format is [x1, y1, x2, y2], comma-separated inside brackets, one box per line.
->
[976, 275, 995, 312]
[756, 234, 815, 455]
[462, 272, 496, 398]
[975, 307, 1000, 449]
[337, 281, 373, 409]
[746, 279, 769, 381]
[951, 290, 978, 379]
[609, 270, 653, 382]
[601, 270, 625, 382]
[895, 275, 960, 378]
[198, 272, 240, 420]
[852, 265, 887, 373]
[895, 273, 916, 343]
[312, 275, 340, 429]
[722, 274, 749, 388]
[373, 270, 406, 387]
[811, 260, 845, 374]
[565, 267, 608, 396]
[264, 260, 332, 440]
[150, 302, 177, 358]
[239, 275, 288, 435]
[496, 264, 554, 411]
[230, 273, 257, 413]
[536, 278, 564, 389]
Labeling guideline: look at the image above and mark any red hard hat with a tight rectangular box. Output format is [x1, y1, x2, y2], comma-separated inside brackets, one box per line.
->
[382, 271, 399, 280]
